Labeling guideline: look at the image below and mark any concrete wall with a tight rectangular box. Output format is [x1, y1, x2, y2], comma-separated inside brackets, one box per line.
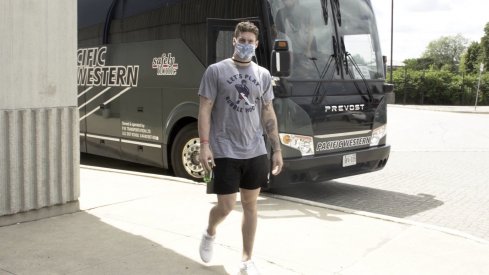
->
[0, 0, 79, 223]
[0, 0, 77, 109]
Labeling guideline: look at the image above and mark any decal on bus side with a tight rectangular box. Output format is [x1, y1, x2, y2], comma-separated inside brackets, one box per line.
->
[152, 53, 179, 76]
[77, 46, 140, 122]
[121, 121, 159, 141]
[77, 47, 139, 87]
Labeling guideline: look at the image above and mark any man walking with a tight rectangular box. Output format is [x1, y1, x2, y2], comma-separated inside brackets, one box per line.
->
[198, 21, 283, 274]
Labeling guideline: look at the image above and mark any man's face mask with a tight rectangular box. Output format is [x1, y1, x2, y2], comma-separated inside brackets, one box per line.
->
[234, 42, 256, 60]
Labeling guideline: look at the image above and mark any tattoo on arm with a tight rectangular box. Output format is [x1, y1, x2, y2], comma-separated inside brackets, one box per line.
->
[269, 134, 281, 151]
[198, 96, 214, 140]
[265, 119, 276, 134]
[262, 101, 281, 151]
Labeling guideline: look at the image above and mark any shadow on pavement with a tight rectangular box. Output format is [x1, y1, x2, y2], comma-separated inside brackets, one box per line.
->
[0, 212, 226, 275]
[81, 153, 443, 219]
[231, 198, 343, 222]
[81, 153, 170, 176]
[267, 181, 444, 218]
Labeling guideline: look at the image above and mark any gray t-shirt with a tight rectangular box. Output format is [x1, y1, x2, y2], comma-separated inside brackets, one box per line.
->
[198, 58, 274, 159]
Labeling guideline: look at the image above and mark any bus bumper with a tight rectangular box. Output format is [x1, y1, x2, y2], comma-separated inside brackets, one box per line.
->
[269, 145, 391, 187]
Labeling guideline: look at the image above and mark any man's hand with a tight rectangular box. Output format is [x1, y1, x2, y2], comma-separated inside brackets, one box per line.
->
[271, 150, 283, 175]
[199, 144, 214, 172]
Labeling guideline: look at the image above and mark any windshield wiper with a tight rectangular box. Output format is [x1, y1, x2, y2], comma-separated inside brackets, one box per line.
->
[311, 55, 334, 104]
[331, 0, 342, 26]
[341, 38, 374, 103]
[320, 0, 328, 25]
[312, 36, 340, 104]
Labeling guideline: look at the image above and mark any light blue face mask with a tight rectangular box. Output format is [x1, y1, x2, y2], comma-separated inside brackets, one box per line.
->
[235, 43, 256, 60]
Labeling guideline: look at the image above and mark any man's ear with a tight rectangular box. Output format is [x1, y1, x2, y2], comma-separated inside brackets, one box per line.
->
[232, 37, 237, 47]
[255, 40, 259, 48]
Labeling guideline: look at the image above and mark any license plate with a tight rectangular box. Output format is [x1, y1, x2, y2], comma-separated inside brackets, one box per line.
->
[342, 153, 357, 167]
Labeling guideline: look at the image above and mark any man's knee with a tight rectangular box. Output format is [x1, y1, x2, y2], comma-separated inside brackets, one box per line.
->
[220, 204, 235, 215]
[241, 200, 258, 214]
[217, 196, 236, 215]
[240, 190, 259, 213]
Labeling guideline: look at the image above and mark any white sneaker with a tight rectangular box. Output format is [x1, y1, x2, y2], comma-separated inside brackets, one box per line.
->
[238, 260, 261, 275]
[199, 231, 215, 263]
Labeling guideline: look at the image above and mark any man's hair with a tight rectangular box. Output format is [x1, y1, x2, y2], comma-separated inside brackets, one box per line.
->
[234, 21, 259, 39]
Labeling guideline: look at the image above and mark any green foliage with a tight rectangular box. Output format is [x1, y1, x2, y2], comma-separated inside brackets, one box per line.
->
[481, 22, 489, 71]
[393, 68, 488, 106]
[392, 23, 489, 106]
[422, 34, 468, 71]
[403, 57, 434, 70]
[461, 42, 482, 74]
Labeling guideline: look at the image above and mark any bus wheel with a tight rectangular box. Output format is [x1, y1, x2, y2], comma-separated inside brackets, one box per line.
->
[171, 123, 205, 181]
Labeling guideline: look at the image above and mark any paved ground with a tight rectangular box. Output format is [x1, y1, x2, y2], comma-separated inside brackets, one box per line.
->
[80, 105, 489, 241]
[272, 105, 489, 241]
[3, 104, 488, 274]
[2, 166, 489, 275]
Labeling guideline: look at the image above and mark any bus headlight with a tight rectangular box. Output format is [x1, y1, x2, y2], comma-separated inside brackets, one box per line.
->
[279, 133, 314, 156]
[370, 125, 387, 146]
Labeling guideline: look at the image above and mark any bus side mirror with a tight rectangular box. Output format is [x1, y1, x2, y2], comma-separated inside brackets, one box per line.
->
[271, 39, 291, 77]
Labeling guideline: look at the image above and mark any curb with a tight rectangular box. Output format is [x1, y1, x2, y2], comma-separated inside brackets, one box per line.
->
[80, 164, 202, 186]
[82, 165, 489, 246]
[389, 104, 489, 114]
[264, 193, 489, 246]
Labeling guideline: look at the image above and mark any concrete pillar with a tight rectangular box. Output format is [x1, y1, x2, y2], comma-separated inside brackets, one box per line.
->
[0, 0, 79, 226]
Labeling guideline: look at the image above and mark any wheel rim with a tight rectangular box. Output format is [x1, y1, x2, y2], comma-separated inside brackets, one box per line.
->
[181, 137, 205, 179]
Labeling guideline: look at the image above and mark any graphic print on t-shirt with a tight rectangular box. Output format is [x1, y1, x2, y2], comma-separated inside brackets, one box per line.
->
[235, 80, 255, 106]
[225, 73, 261, 113]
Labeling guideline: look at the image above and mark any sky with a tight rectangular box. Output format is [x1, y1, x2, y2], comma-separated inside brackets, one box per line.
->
[372, 0, 489, 65]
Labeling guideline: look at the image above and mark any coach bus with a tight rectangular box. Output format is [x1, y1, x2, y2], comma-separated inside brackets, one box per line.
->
[78, 0, 392, 187]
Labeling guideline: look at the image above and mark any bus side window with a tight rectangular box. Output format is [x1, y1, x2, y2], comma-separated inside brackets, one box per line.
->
[78, 0, 114, 29]
[78, 0, 116, 46]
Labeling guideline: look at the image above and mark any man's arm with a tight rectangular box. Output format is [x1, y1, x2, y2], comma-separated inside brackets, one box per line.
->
[198, 96, 214, 172]
[262, 100, 283, 175]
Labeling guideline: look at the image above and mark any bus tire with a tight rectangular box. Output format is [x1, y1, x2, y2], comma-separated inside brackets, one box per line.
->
[171, 122, 204, 181]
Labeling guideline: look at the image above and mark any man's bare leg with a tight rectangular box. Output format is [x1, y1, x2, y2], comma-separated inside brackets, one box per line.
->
[240, 188, 261, 261]
[207, 193, 237, 236]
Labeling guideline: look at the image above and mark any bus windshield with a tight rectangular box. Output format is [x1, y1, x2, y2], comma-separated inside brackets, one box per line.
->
[268, 0, 384, 80]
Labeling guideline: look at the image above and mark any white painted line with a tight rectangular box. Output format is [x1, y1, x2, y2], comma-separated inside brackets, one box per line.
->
[77, 86, 93, 98]
[78, 87, 111, 110]
[103, 87, 131, 105]
[79, 106, 100, 121]
[79, 87, 132, 121]
[121, 139, 161, 148]
[86, 134, 120, 142]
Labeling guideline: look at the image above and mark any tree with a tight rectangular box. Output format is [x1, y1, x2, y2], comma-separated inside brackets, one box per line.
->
[403, 57, 435, 70]
[461, 41, 481, 74]
[422, 34, 468, 71]
[480, 22, 489, 70]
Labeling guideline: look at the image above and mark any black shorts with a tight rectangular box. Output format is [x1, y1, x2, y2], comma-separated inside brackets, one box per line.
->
[212, 154, 270, 195]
